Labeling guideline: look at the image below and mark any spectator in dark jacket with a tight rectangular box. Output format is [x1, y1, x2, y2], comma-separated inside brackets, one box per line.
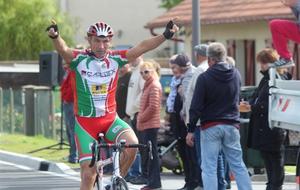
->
[188, 42, 252, 190]
[169, 54, 200, 190]
[241, 48, 287, 190]
[116, 64, 132, 122]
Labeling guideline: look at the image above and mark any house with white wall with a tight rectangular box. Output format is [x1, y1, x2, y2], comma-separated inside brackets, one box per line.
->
[59, 0, 173, 58]
[145, 0, 300, 85]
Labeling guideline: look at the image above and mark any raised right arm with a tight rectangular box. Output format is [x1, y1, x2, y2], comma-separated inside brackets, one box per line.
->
[46, 20, 74, 63]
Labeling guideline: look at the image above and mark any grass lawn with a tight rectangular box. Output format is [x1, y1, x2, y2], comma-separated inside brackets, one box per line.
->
[0, 133, 297, 174]
[0, 133, 79, 168]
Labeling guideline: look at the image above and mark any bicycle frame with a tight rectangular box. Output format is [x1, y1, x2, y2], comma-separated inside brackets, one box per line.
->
[94, 146, 121, 190]
[89, 134, 152, 190]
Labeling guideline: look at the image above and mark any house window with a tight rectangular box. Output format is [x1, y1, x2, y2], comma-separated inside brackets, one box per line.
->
[244, 40, 256, 86]
[226, 40, 255, 86]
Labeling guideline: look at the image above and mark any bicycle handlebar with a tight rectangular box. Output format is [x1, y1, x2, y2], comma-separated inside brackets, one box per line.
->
[96, 143, 147, 149]
[89, 141, 153, 168]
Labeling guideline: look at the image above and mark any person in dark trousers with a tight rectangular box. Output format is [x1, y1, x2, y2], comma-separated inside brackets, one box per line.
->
[137, 61, 162, 190]
[184, 45, 208, 190]
[116, 64, 132, 121]
[241, 48, 287, 190]
[169, 54, 200, 190]
[61, 66, 77, 163]
[187, 42, 252, 190]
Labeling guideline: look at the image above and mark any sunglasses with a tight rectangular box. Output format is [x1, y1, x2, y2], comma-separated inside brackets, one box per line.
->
[140, 70, 150, 75]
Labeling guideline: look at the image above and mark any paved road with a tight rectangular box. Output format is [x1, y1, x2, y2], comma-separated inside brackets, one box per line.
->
[0, 161, 297, 190]
[0, 161, 80, 190]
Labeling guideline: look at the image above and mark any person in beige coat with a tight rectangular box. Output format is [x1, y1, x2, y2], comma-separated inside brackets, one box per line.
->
[137, 61, 162, 190]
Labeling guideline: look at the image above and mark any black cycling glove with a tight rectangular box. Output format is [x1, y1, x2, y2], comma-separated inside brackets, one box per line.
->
[163, 20, 175, 40]
[46, 20, 59, 39]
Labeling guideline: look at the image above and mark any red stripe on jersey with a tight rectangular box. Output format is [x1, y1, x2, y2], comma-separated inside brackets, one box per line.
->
[110, 49, 128, 59]
[104, 57, 110, 68]
[105, 71, 118, 114]
[70, 71, 78, 115]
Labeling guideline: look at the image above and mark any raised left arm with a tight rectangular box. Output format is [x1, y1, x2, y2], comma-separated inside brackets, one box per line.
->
[126, 20, 179, 62]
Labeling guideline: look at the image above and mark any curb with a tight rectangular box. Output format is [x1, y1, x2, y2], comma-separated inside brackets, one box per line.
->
[0, 150, 77, 175]
[0, 150, 296, 183]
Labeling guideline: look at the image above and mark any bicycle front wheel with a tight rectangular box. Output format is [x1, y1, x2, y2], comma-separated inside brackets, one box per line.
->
[112, 176, 129, 190]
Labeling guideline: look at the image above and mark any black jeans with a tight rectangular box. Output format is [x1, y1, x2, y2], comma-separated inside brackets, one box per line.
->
[171, 112, 200, 189]
[139, 128, 162, 189]
[177, 138, 200, 189]
[260, 149, 285, 190]
[137, 130, 148, 178]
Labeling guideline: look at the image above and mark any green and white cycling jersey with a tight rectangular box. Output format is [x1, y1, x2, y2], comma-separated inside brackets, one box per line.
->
[69, 50, 128, 117]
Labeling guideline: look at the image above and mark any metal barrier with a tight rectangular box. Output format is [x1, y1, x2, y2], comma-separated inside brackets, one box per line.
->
[0, 86, 61, 139]
[0, 87, 21, 134]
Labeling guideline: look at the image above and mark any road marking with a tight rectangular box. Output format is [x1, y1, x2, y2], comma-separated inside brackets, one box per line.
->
[0, 160, 81, 181]
[0, 160, 32, 170]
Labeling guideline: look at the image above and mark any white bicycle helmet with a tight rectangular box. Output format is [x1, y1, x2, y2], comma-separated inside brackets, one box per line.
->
[87, 21, 114, 38]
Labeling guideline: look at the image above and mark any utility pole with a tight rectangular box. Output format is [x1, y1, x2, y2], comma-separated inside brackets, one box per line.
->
[192, 0, 200, 65]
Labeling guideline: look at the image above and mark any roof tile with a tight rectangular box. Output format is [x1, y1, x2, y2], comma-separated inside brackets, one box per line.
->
[146, 0, 294, 28]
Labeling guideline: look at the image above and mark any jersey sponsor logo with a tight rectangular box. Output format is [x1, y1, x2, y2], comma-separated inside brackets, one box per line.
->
[81, 70, 87, 76]
[112, 125, 122, 134]
[81, 69, 116, 78]
[93, 96, 107, 101]
[91, 84, 107, 95]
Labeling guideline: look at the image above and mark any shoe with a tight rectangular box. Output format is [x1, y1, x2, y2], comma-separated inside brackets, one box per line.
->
[273, 57, 295, 68]
[129, 176, 147, 185]
[140, 186, 161, 190]
[178, 184, 201, 190]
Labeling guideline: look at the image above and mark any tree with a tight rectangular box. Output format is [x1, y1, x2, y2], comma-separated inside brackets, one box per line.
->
[0, 0, 75, 60]
[160, 0, 183, 10]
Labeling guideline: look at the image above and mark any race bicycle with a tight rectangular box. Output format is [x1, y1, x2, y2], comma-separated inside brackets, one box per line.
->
[89, 133, 153, 190]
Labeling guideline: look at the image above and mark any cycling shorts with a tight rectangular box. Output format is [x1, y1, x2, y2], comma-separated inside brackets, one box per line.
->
[74, 113, 131, 163]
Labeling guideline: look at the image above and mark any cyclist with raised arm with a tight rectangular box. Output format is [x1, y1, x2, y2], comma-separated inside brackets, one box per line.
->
[46, 19, 178, 190]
